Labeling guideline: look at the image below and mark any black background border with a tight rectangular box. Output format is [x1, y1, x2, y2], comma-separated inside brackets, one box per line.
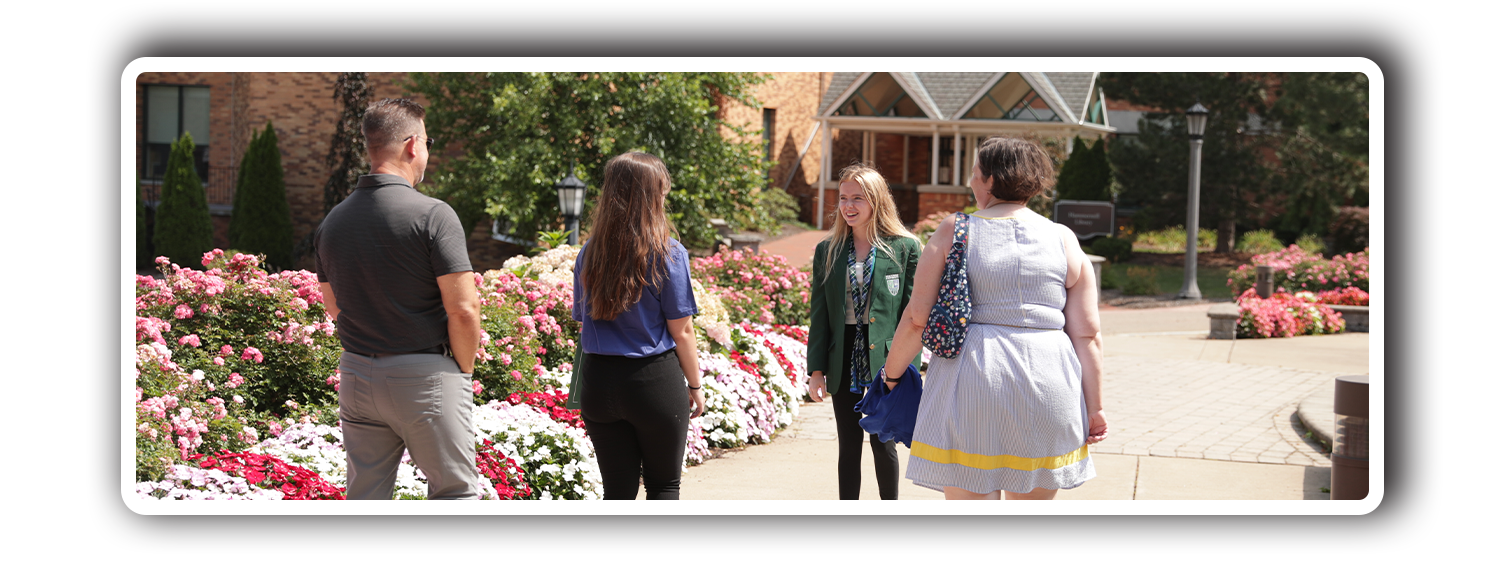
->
[85, 2, 1440, 561]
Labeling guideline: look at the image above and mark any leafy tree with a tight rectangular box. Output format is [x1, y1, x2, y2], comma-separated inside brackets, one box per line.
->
[153, 132, 214, 267]
[1055, 136, 1114, 202]
[1264, 72, 1369, 240]
[404, 72, 786, 248]
[228, 122, 294, 269]
[1102, 72, 1368, 250]
[1099, 72, 1274, 252]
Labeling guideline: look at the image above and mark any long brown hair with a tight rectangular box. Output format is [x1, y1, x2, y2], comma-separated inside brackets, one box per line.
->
[581, 152, 676, 321]
[818, 164, 921, 284]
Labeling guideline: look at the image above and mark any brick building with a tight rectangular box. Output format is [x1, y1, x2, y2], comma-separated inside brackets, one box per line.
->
[800, 72, 1116, 228]
[135, 71, 1115, 269]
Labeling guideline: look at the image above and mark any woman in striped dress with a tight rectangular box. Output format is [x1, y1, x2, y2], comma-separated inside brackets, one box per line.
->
[879, 136, 1107, 500]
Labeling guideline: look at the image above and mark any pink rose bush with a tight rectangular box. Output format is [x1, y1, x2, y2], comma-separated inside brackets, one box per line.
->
[135, 245, 810, 499]
[1234, 289, 1347, 338]
[692, 249, 811, 326]
[1228, 246, 1370, 297]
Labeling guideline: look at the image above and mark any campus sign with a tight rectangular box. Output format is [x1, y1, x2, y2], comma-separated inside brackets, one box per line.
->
[1054, 200, 1115, 239]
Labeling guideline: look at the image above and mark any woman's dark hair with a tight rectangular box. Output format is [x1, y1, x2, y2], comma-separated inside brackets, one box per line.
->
[581, 152, 675, 321]
[974, 136, 1056, 202]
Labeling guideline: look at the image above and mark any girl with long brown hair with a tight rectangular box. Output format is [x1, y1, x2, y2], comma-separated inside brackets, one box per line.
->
[571, 151, 704, 500]
[806, 164, 923, 499]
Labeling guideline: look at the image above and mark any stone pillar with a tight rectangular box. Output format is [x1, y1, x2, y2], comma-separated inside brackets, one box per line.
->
[1255, 265, 1274, 298]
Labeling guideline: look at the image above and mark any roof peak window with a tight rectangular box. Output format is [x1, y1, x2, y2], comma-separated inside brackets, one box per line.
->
[963, 73, 1061, 122]
[835, 73, 928, 118]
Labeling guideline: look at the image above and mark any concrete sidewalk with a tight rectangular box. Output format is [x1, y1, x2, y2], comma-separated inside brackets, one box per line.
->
[657, 302, 1366, 501]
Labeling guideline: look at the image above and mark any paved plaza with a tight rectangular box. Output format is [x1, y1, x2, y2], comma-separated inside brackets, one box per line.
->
[671, 234, 1370, 501]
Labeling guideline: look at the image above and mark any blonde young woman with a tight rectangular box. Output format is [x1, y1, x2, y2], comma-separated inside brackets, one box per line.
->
[881, 137, 1107, 500]
[571, 152, 704, 500]
[807, 164, 923, 500]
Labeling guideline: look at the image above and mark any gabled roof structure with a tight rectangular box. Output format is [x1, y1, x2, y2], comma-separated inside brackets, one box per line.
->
[816, 71, 1113, 136]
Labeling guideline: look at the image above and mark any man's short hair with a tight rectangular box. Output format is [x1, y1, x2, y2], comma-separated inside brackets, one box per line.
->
[362, 98, 426, 154]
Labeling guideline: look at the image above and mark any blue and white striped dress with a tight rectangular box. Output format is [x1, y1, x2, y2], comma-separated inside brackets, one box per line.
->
[906, 212, 1095, 494]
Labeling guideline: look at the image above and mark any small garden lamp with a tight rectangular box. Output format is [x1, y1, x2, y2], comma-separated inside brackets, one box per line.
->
[1179, 100, 1209, 300]
[554, 166, 586, 245]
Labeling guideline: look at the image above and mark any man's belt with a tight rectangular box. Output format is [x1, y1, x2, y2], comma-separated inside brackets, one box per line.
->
[367, 343, 451, 358]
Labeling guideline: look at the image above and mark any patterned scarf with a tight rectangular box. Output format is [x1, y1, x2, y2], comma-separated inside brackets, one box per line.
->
[847, 241, 876, 394]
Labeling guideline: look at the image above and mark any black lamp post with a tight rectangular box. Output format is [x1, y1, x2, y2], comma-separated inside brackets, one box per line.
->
[1179, 101, 1209, 300]
[554, 166, 586, 245]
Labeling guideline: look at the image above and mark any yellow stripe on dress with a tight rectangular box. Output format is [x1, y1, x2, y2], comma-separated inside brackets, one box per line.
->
[910, 442, 1089, 471]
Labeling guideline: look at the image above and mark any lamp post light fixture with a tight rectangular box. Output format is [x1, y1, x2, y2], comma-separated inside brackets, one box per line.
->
[554, 166, 586, 246]
[1178, 101, 1209, 300]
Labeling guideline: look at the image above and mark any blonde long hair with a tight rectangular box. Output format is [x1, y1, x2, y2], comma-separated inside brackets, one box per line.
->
[582, 152, 675, 321]
[818, 164, 921, 284]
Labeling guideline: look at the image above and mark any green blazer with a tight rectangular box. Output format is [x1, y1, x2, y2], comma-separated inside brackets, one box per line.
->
[807, 235, 922, 393]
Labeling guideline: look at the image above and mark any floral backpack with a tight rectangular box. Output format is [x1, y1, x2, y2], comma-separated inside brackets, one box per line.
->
[921, 212, 972, 358]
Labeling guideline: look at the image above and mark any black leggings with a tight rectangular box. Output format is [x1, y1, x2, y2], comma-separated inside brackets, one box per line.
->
[832, 324, 900, 500]
[578, 349, 690, 500]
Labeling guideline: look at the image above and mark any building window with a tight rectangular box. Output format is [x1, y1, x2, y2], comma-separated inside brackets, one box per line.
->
[834, 73, 928, 118]
[762, 108, 776, 179]
[143, 85, 211, 182]
[962, 73, 1061, 122]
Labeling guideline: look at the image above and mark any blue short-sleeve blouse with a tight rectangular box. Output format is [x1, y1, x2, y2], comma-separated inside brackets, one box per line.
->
[572, 239, 699, 357]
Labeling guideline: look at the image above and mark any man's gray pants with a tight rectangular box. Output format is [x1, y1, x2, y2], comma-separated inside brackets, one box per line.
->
[338, 351, 482, 500]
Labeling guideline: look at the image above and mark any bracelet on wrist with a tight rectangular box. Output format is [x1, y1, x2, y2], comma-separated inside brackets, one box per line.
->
[687, 383, 702, 390]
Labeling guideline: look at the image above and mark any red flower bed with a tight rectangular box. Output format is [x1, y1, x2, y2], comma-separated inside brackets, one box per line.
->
[506, 388, 583, 429]
[475, 439, 532, 500]
[1316, 287, 1370, 306]
[190, 451, 345, 500]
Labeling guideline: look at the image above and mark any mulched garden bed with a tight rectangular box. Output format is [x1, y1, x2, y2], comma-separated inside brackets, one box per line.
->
[1125, 251, 1254, 269]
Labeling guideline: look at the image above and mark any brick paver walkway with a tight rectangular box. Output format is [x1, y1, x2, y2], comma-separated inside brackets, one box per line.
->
[1090, 356, 1332, 467]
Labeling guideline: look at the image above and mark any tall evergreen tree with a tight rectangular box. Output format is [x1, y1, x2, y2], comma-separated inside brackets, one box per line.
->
[323, 72, 372, 214]
[228, 122, 294, 269]
[1055, 137, 1113, 202]
[153, 132, 214, 267]
[136, 174, 151, 268]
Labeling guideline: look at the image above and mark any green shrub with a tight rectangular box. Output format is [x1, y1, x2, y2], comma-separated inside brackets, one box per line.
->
[229, 122, 294, 269]
[1099, 264, 1124, 290]
[152, 132, 214, 268]
[1134, 226, 1215, 252]
[1122, 266, 1160, 295]
[1294, 233, 1326, 256]
[1235, 229, 1285, 254]
[1088, 236, 1133, 263]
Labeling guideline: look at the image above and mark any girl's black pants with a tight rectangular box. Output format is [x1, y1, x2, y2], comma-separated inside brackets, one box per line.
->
[579, 349, 690, 500]
[832, 323, 900, 500]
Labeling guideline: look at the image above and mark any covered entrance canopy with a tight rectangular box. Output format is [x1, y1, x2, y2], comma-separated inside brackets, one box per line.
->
[814, 72, 1116, 228]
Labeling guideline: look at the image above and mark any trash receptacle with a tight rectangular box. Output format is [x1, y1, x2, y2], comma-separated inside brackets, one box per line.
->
[1331, 375, 1369, 500]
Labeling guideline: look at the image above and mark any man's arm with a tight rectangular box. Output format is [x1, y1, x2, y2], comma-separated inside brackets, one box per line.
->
[318, 282, 340, 322]
[437, 271, 482, 373]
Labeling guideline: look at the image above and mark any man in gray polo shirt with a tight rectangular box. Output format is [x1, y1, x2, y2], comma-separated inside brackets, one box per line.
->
[314, 98, 484, 500]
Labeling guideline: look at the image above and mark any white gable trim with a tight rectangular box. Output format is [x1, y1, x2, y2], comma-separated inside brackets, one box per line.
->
[1022, 72, 1078, 124]
[951, 72, 1006, 120]
[888, 72, 944, 120]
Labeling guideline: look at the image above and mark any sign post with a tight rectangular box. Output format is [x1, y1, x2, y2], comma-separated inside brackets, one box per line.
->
[1053, 200, 1116, 240]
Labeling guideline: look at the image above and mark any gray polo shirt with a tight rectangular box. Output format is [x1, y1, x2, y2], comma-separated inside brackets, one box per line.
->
[313, 174, 473, 356]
